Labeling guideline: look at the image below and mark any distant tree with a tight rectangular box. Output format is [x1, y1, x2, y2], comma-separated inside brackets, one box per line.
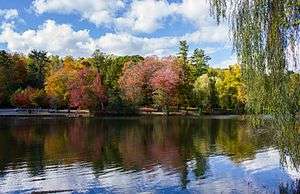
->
[45, 57, 78, 108]
[69, 68, 107, 110]
[10, 87, 47, 108]
[193, 72, 220, 113]
[119, 57, 162, 105]
[103, 55, 143, 110]
[91, 72, 107, 110]
[215, 64, 246, 112]
[0, 72, 5, 105]
[11, 54, 28, 89]
[191, 49, 211, 77]
[45, 55, 63, 77]
[10, 88, 34, 108]
[178, 40, 189, 65]
[150, 58, 181, 112]
[92, 49, 106, 73]
[193, 74, 211, 112]
[0, 51, 12, 105]
[31, 89, 48, 108]
[177, 41, 193, 108]
[0, 51, 26, 105]
[27, 50, 49, 88]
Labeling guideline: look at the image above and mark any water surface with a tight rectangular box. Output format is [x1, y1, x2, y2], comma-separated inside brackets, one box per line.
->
[0, 117, 299, 193]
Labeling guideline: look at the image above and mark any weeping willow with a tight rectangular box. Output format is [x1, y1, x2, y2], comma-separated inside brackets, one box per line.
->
[209, 0, 300, 167]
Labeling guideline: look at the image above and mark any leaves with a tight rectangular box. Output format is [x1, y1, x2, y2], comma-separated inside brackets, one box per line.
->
[119, 56, 182, 109]
[68, 67, 107, 110]
[209, 0, 300, 123]
[215, 64, 246, 111]
[10, 87, 47, 108]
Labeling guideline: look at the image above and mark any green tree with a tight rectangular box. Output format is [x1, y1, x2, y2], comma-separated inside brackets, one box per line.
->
[92, 49, 106, 73]
[177, 40, 193, 107]
[45, 55, 63, 77]
[0, 51, 27, 105]
[193, 71, 219, 113]
[178, 40, 189, 65]
[288, 73, 300, 115]
[27, 50, 49, 88]
[0, 51, 13, 105]
[209, 0, 300, 124]
[191, 49, 211, 77]
[193, 74, 211, 111]
[105, 55, 143, 110]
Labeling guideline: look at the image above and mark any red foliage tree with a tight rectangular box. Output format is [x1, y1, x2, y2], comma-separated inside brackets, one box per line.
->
[151, 59, 181, 94]
[119, 57, 162, 105]
[150, 58, 181, 109]
[119, 56, 182, 107]
[10, 87, 35, 108]
[69, 68, 107, 110]
[10, 87, 48, 108]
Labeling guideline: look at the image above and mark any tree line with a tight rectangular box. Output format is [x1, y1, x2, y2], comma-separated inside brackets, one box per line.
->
[0, 41, 299, 114]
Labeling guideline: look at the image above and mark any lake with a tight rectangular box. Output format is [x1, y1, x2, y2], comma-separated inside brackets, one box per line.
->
[0, 117, 299, 193]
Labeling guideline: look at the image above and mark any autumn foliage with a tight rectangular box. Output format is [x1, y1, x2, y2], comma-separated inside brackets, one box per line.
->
[3, 43, 297, 114]
[69, 67, 107, 110]
[119, 56, 182, 108]
[10, 87, 48, 108]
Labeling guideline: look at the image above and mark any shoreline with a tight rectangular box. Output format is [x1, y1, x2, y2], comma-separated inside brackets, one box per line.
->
[0, 108, 243, 118]
[0, 109, 91, 118]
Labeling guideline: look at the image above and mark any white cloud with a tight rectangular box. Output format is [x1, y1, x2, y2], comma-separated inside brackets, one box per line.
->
[115, 0, 176, 33]
[174, 0, 211, 26]
[31, 0, 226, 36]
[215, 54, 237, 68]
[0, 19, 229, 58]
[97, 33, 179, 56]
[32, 0, 125, 26]
[0, 9, 19, 20]
[184, 25, 229, 44]
[0, 20, 96, 57]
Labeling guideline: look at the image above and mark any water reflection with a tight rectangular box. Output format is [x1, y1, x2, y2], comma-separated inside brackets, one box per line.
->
[0, 117, 298, 193]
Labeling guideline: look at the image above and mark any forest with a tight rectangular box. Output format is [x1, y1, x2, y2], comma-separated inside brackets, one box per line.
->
[0, 40, 299, 114]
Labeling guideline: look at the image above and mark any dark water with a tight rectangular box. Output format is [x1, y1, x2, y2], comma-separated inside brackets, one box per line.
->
[0, 117, 299, 193]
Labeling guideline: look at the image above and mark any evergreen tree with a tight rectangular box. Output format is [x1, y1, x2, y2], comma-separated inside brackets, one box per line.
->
[27, 50, 49, 88]
[178, 40, 189, 65]
[191, 49, 211, 77]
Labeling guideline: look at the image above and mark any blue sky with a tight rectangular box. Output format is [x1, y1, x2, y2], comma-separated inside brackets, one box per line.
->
[0, 0, 236, 68]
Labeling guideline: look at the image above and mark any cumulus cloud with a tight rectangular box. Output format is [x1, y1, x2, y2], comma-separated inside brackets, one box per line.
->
[0, 0, 232, 60]
[174, 0, 212, 26]
[97, 33, 179, 56]
[32, 0, 125, 26]
[0, 9, 18, 20]
[0, 20, 96, 57]
[32, 0, 176, 32]
[115, 0, 176, 33]
[184, 25, 229, 44]
[0, 19, 229, 57]
[31, 0, 224, 34]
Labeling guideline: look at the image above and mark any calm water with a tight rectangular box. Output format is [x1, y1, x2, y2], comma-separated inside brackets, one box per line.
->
[0, 117, 299, 193]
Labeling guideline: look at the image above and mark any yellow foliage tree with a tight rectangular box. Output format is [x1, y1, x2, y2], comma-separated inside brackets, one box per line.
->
[215, 64, 246, 112]
[45, 57, 79, 108]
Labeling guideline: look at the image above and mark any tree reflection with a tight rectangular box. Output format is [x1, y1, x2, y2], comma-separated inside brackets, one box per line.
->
[278, 124, 300, 171]
[279, 179, 300, 194]
[0, 116, 298, 189]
